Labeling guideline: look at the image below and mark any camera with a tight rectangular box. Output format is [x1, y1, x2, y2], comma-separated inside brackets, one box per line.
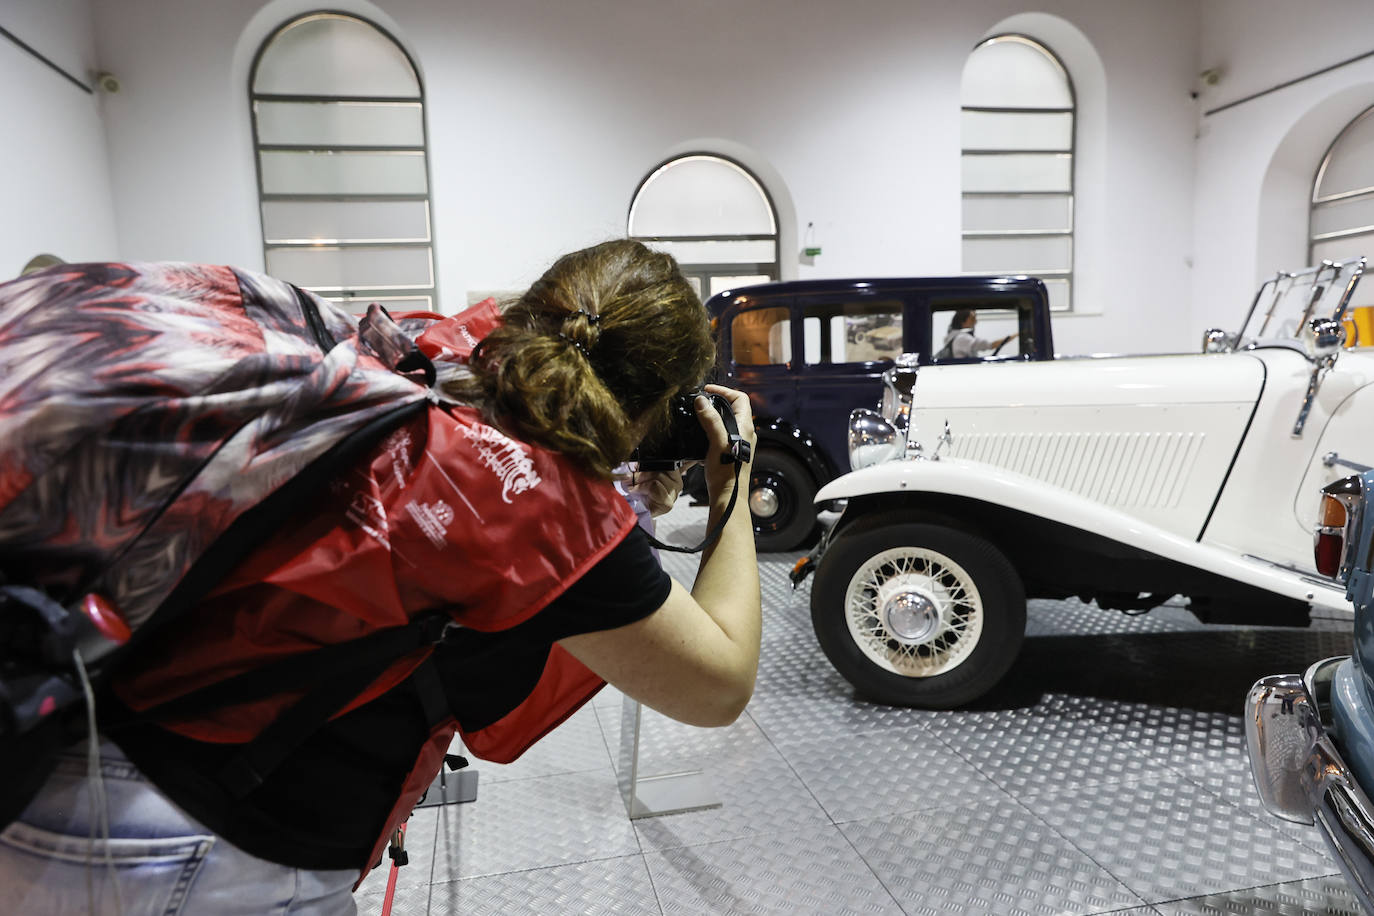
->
[633, 391, 735, 471]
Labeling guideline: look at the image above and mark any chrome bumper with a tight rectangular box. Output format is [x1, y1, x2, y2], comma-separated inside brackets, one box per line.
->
[1246, 657, 1374, 912]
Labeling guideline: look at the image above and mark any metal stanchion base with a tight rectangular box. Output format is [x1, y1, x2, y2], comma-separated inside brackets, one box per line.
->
[625, 769, 719, 818]
[415, 767, 479, 808]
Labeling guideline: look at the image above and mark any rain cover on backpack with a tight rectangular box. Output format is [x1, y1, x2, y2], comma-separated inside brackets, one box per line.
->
[0, 261, 433, 641]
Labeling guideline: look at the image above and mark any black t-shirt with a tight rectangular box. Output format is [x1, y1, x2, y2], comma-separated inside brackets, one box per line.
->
[108, 525, 672, 871]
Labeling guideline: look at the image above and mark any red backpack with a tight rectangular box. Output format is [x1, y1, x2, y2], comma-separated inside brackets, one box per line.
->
[0, 261, 442, 822]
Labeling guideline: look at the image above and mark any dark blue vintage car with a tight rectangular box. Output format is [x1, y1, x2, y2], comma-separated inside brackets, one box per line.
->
[695, 275, 1056, 551]
[1248, 470, 1374, 910]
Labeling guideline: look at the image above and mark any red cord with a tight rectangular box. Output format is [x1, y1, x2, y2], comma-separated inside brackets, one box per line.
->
[379, 822, 407, 916]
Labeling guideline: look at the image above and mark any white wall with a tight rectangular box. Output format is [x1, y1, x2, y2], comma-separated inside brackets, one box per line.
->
[83, 0, 1202, 353]
[1, 0, 118, 277]
[1192, 0, 1374, 335]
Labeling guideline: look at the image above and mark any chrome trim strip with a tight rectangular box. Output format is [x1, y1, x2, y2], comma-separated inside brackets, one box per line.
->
[1317, 784, 1374, 913]
[1323, 453, 1374, 474]
[1238, 554, 1351, 595]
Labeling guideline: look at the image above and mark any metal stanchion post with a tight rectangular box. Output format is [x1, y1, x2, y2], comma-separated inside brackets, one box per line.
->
[617, 694, 720, 819]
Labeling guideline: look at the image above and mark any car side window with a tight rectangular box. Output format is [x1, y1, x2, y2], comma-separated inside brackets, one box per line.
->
[731, 306, 792, 366]
[801, 300, 903, 365]
[929, 296, 1033, 362]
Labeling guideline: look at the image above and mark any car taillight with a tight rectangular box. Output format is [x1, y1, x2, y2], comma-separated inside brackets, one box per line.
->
[1314, 493, 1349, 578]
[1321, 492, 1348, 528]
[1315, 529, 1345, 578]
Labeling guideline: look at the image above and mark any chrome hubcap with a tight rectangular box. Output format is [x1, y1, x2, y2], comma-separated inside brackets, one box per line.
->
[881, 590, 940, 643]
[750, 485, 779, 518]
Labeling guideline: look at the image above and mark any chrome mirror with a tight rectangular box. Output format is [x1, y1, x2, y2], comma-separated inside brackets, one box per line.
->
[1202, 327, 1234, 353]
[1293, 317, 1346, 436]
[1304, 317, 1345, 360]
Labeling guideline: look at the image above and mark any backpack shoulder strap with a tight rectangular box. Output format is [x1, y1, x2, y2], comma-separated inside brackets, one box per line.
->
[158, 611, 460, 798]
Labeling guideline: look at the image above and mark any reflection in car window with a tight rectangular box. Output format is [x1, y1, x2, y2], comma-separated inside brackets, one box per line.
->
[929, 296, 1033, 361]
[732, 306, 792, 365]
[802, 300, 903, 365]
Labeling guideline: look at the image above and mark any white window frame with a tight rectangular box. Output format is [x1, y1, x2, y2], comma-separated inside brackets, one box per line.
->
[961, 34, 1076, 311]
[1310, 103, 1374, 267]
[628, 153, 780, 299]
[248, 12, 439, 312]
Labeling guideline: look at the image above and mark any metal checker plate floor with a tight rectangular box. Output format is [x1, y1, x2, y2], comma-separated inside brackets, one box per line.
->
[361, 504, 1363, 915]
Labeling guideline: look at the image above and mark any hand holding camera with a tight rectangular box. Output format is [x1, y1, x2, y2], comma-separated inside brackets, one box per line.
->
[633, 386, 754, 473]
[624, 467, 683, 518]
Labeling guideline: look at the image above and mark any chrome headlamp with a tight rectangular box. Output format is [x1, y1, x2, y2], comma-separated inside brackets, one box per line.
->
[849, 353, 920, 471]
[849, 409, 900, 470]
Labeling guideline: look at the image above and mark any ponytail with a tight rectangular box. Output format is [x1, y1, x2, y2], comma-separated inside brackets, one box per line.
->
[443, 240, 714, 478]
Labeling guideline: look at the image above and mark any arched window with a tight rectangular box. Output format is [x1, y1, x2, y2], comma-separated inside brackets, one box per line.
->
[960, 35, 1075, 311]
[1311, 104, 1374, 273]
[628, 154, 779, 300]
[250, 13, 437, 312]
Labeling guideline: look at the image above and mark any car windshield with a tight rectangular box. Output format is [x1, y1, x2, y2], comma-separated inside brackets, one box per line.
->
[1236, 256, 1366, 346]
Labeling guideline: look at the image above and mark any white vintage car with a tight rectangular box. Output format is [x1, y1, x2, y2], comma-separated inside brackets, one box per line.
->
[797, 257, 1372, 708]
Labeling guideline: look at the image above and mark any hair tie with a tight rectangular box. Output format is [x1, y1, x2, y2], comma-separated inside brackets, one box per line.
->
[570, 308, 600, 324]
[558, 332, 590, 358]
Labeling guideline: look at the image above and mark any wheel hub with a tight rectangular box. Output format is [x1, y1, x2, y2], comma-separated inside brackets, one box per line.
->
[880, 589, 941, 643]
[749, 485, 780, 519]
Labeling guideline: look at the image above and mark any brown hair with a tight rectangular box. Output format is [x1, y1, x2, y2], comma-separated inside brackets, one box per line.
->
[444, 239, 714, 478]
[948, 308, 975, 332]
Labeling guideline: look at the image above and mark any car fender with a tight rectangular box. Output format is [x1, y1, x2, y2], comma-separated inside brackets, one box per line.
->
[681, 419, 834, 506]
[816, 456, 1351, 614]
[755, 417, 837, 482]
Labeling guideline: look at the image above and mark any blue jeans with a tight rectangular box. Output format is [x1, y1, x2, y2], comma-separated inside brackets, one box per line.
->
[0, 739, 360, 915]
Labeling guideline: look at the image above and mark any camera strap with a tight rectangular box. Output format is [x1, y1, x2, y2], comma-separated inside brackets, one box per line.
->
[644, 407, 752, 555]
[645, 462, 744, 555]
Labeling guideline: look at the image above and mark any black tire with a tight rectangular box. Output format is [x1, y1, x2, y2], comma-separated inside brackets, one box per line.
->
[681, 464, 708, 506]
[810, 521, 1025, 708]
[749, 448, 817, 552]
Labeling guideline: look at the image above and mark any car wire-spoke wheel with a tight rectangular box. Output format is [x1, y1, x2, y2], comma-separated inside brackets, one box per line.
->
[844, 546, 982, 677]
[810, 520, 1026, 708]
